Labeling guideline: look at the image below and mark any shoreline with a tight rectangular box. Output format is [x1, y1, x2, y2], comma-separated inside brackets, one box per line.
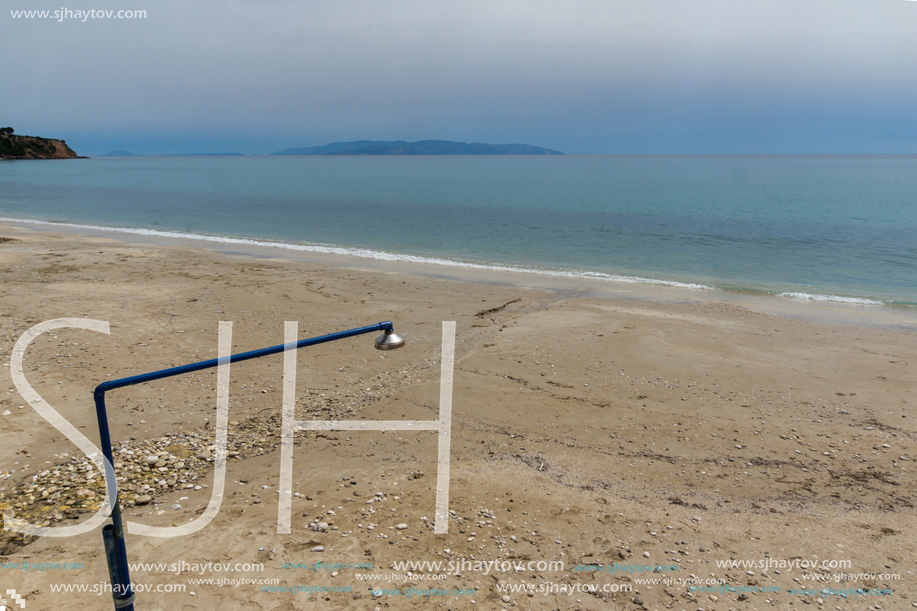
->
[2, 218, 913, 329]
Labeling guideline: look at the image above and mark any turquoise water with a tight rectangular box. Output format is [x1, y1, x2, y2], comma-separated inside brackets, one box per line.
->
[1, 155, 915, 305]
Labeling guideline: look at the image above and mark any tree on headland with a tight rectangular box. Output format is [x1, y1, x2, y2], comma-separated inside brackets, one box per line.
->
[0, 127, 14, 135]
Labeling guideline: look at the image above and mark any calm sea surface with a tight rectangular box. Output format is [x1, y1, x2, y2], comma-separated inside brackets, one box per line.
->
[1, 155, 915, 305]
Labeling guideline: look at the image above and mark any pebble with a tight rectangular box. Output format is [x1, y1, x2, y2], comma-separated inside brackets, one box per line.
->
[311, 546, 324, 552]
[396, 523, 408, 530]
[6, 397, 374, 530]
[0, 427, 273, 528]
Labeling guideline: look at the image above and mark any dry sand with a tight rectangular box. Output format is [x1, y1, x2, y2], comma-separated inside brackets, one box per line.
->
[0, 223, 914, 610]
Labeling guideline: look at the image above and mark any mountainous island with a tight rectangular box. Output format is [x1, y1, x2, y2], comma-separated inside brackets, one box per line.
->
[96, 150, 142, 157]
[164, 152, 245, 157]
[0, 127, 79, 159]
[271, 139, 563, 156]
[96, 151, 246, 157]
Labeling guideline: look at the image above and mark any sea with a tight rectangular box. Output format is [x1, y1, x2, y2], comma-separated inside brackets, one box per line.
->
[1, 155, 915, 307]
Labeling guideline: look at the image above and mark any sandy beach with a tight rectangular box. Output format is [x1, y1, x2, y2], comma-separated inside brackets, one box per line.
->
[0, 222, 914, 610]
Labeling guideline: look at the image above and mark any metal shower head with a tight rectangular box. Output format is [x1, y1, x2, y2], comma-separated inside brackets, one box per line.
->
[374, 329, 405, 350]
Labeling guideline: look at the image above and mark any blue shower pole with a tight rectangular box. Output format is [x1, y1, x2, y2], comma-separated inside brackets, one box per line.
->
[91, 321, 400, 610]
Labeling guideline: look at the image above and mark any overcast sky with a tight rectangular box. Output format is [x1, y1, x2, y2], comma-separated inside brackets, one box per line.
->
[4, 0, 917, 154]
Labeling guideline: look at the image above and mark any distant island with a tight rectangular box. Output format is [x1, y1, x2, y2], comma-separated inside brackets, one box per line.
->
[0, 127, 79, 159]
[96, 151, 246, 157]
[96, 150, 142, 157]
[271, 139, 563, 156]
[164, 152, 245, 157]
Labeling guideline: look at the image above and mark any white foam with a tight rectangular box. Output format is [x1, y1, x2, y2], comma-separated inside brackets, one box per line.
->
[778, 292, 884, 306]
[0, 216, 712, 290]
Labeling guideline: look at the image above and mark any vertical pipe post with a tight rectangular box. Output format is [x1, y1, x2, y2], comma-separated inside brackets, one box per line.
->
[93, 389, 135, 611]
